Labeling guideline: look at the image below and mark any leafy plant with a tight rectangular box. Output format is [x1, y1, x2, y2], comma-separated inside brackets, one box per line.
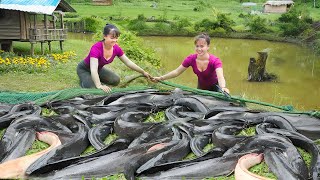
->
[247, 16, 269, 34]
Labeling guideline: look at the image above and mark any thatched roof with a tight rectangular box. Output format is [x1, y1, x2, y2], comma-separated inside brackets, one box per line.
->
[264, 1, 294, 6]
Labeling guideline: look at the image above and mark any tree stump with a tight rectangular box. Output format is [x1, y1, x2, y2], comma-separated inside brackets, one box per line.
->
[248, 50, 277, 82]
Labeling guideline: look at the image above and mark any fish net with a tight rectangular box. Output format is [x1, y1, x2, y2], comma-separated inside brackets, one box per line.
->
[0, 81, 319, 118]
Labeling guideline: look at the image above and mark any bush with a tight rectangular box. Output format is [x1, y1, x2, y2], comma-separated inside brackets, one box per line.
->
[81, 16, 103, 33]
[170, 18, 192, 33]
[247, 16, 269, 34]
[153, 22, 171, 34]
[278, 7, 313, 37]
[194, 18, 218, 32]
[64, 12, 79, 18]
[127, 14, 148, 32]
[117, 31, 161, 68]
[194, 13, 234, 33]
[216, 13, 235, 32]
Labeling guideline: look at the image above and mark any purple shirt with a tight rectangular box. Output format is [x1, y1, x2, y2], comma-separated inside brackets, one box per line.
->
[83, 41, 124, 69]
[182, 54, 222, 90]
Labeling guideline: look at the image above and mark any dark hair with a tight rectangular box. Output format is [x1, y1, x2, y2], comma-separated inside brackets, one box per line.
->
[194, 33, 210, 45]
[103, 24, 121, 37]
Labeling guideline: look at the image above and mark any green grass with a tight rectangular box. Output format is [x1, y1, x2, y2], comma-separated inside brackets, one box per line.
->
[237, 126, 256, 136]
[81, 133, 119, 155]
[70, 0, 319, 26]
[26, 140, 50, 155]
[0, 40, 90, 92]
[145, 111, 166, 123]
[0, 128, 5, 139]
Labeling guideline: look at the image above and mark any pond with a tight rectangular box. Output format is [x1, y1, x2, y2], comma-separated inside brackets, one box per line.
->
[142, 36, 320, 111]
[68, 33, 320, 110]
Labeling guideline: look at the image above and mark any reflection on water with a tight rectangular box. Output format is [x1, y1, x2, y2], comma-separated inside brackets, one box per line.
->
[67, 32, 319, 110]
[142, 36, 320, 110]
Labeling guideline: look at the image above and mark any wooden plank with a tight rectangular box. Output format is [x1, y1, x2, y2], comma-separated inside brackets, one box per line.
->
[20, 12, 27, 39]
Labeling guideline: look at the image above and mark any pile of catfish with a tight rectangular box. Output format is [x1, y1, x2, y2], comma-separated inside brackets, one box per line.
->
[0, 89, 319, 180]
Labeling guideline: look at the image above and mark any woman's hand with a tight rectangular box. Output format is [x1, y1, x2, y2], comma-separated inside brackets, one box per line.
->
[142, 71, 153, 80]
[152, 76, 164, 82]
[221, 87, 230, 94]
[97, 84, 112, 93]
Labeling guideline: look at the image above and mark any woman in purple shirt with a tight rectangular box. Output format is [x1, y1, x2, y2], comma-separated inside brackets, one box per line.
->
[153, 33, 230, 93]
[77, 24, 152, 92]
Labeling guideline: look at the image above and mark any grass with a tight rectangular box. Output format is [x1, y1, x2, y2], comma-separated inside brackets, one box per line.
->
[25, 140, 50, 155]
[0, 129, 5, 139]
[237, 126, 256, 136]
[71, 0, 320, 23]
[0, 40, 89, 92]
[145, 111, 166, 123]
[82, 133, 119, 155]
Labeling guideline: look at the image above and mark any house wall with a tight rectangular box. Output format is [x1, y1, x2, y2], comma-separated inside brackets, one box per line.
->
[0, 10, 21, 40]
[264, 5, 287, 13]
[0, 10, 57, 41]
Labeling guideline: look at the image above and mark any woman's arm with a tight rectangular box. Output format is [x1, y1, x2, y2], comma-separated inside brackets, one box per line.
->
[153, 65, 187, 81]
[119, 54, 152, 79]
[216, 67, 230, 93]
[90, 57, 111, 92]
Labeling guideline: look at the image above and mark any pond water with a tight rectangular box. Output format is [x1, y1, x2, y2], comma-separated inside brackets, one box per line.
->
[68, 33, 320, 110]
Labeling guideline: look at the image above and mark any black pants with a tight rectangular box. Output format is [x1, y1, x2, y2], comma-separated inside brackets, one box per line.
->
[76, 61, 120, 88]
[198, 83, 219, 92]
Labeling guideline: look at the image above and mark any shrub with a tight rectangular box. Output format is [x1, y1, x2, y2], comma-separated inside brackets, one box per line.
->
[216, 13, 235, 32]
[194, 18, 218, 32]
[81, 16, 103, 33]
[170, 18, 192, 33]
[117, 31, 161, 68]
[247, 16, 269, 34]
[127, 14, 148, 32]
[278, 7, 313, 37]
[64, 12, 79, 18]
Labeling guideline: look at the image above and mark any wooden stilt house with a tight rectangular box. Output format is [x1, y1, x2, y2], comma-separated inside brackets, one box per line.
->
[0, 0, 76, 55]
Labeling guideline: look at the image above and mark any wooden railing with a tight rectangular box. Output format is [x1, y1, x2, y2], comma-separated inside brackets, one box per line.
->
[29, 28, 67, 42]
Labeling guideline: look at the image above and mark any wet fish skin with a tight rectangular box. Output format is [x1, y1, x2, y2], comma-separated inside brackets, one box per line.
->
[114, 111, 156, 141]
[174, 97, 209, 114]
[212, 125, 246, 149]
[1, 129, 36, 163]
[165, 106, 189, 121]
[190, 135, 210, 157]
[264, 148, 306, 180]
[0, 103, 41, 129]
[140, 147, 225, 176]
[26, 122, 90, 175]
[140, 154, 241, 179]
[0, 131, 61, 179]
[263, 115, 296, 131]
[266, 128, 320, 180]
[136, 133, 191, 175]
[88, 123, 113, 150]
[30, 138, 131, 175]
[124, 141, 179, 180]
[38, 142, 165, 179]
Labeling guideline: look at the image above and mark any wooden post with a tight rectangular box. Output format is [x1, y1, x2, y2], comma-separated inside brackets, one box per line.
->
[30, 42, 35, 56]
[41, 42, 44, 54]
[60, 41, 63, 52]
[48, 41, 52, 54]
